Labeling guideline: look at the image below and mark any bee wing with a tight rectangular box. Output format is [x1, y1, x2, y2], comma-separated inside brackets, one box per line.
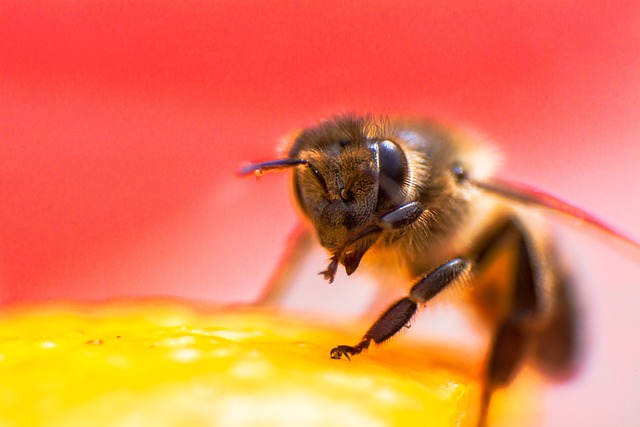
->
[473, 178, 640, 251]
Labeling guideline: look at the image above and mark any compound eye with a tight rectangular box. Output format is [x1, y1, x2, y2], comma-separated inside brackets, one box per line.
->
[377, 139, 408, 210]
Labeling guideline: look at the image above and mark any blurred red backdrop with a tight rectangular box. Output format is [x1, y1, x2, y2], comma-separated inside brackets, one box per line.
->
[2, 1, 640, 425]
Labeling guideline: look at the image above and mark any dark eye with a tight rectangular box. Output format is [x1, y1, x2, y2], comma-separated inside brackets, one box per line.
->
[377, 139, 408, 211]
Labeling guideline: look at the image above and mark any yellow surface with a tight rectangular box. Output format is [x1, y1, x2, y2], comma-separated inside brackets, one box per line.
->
[0, 299, 527, 427]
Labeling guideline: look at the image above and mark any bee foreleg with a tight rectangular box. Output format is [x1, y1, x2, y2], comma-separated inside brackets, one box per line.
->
[330, 258, 472, 359]
[323, 202, 425, 282]
[376, 201, 424, 230]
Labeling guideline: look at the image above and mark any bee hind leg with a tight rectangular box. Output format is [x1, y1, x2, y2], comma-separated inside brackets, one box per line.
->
[476, 219, 580, 426]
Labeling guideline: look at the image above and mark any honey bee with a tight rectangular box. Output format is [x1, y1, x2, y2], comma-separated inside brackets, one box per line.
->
[240, 115, 638, 426]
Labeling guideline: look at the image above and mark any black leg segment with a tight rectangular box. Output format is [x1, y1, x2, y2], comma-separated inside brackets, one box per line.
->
[330, 298, 417, 360]
[409, 258, 471, 303]
[376, 201, 424, 230]
[330, 257, 472, 360]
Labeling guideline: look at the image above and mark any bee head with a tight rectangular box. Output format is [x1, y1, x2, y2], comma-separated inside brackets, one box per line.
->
[239, 116, 410, 272]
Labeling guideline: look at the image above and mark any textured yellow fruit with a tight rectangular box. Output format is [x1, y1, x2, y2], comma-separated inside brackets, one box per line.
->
[0, 299, 535, 427]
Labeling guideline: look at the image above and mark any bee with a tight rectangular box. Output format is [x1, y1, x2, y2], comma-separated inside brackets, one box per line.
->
[239, 115, 639, 426]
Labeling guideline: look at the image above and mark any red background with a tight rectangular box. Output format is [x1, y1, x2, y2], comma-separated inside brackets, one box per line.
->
[2, 2, 640, 426]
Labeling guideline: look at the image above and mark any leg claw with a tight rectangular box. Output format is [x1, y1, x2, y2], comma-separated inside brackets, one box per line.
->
[319, 257, 340, 284]
[330, 345, 358, 360]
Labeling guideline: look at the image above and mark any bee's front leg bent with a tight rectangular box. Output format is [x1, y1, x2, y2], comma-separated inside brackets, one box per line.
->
[330, 258, 472, 359]
[323, 202, 425, 282]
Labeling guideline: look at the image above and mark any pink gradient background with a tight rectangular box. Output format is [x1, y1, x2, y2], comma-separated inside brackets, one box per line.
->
[2, 1, 639, 426]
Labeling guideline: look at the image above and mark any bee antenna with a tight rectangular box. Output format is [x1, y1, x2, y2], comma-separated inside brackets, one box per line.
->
[473, 178, 640, 251]
[238, 158, 308, 177]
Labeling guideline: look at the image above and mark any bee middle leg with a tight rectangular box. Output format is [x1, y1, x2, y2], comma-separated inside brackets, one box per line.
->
[252, 223, 315, 307]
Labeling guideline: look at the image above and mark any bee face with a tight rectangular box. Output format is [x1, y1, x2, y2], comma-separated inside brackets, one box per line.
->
[290, 117, 410, 251]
